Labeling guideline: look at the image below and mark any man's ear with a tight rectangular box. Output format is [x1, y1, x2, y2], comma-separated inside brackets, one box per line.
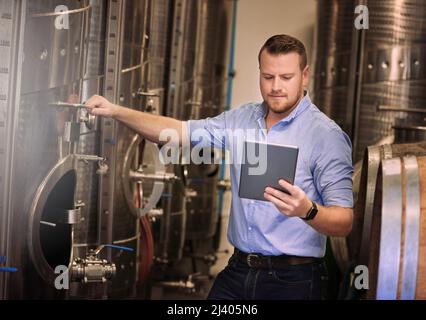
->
[302, 65, 310, 87]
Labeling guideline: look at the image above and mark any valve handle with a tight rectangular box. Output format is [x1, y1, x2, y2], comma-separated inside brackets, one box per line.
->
[92, 244, 134, 255]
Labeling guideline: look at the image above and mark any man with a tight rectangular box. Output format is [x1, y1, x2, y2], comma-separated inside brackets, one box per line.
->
[85, 34, 353, 300]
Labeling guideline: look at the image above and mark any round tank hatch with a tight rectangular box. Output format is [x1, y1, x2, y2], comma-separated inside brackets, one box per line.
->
[28, 155, 76, 286]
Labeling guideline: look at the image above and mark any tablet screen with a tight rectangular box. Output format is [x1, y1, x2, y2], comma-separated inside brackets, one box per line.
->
[238, 140, 299, 201]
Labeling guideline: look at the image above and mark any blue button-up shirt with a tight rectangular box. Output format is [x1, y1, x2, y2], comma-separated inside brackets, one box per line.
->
[187, 93, 353, 258]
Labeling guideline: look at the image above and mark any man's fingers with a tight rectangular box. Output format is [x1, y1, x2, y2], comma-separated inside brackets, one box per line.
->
[88, 106, 111, 117]
[88, 107, 101, 116]
[265, 187, 290, 201]
[278, 179, 298, 195]
[84, 95, 103, 108]
[264, 186, 295, 206]
[263, 192, 292, 213]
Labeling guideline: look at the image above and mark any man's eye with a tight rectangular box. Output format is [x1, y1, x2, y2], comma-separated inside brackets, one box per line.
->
[282, 77, 292, 80]
[264, 76, 273, 80]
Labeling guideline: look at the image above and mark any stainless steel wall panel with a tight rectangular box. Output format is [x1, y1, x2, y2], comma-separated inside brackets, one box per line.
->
[7, 84, 80, 299]
[106, 0, 149, 298]
[313, 0, 357, 137]
[72, 1, 107, 253]
[0, 0, 27, 299]
[4, 0, 111, 299]
[184, 0, 228, 241]
[121, 0, 146, 71]
[22, 1, 90, 93]
[364, 0, 426, 45]
[353, 0, 426, 159]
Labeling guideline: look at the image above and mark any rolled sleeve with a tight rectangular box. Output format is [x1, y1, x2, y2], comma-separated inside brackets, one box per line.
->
[312, 128, 354, 208]
[187, 111, 230, 149]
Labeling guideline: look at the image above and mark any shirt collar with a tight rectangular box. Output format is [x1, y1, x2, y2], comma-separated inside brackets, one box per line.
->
[254, 91, 312, 124]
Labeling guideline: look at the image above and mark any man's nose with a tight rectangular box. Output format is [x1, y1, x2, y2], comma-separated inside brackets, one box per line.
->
[271, 77, 282, 92]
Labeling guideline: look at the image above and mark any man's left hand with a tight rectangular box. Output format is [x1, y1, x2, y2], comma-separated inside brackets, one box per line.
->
[264, 179, 312, 218]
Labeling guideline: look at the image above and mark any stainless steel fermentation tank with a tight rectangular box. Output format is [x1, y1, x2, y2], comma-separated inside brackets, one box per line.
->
[1, 0, 112, 299]
[101, 0, 145, 299]
[0, 1, 22, 299]
[117, 0, 187, 284]
[314, 0, 358, 138]
[0, 0, 164, 299]
[315, 0, 426, 160]
[0, 0, 231, 299]
[150, 0, 230, 287]
[352, 0, 426, 160]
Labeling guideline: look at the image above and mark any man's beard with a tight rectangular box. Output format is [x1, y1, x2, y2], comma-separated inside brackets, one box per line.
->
[266, 93, 302, 114]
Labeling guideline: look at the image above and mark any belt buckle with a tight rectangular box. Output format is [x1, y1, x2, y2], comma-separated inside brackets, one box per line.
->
[246, 254, 260, 268]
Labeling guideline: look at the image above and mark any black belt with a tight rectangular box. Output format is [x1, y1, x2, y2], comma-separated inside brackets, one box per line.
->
[233, 249, 321, 269]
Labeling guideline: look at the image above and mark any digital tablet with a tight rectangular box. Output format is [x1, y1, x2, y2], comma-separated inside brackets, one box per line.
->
[238, 140, 299, 201]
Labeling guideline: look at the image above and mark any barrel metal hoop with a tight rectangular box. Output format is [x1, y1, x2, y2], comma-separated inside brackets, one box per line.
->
[377, 157, 402, 300]
[401, 156, 420, 300]
[382, 144, 393, 160]
[359, 146, 382, 265]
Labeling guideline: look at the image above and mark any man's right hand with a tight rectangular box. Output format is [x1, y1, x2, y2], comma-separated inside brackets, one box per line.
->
[84, 95, 119, 118]
[83, 94, 185, 146]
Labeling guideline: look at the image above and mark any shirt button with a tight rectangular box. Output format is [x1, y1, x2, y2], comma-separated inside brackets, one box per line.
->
[248, 227, 252, 231]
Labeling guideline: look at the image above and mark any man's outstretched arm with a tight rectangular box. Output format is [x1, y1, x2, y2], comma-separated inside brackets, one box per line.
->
[85, 95, 188, 146]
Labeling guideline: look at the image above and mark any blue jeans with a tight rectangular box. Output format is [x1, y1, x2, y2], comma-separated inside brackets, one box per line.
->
[207, 254, 328, 300]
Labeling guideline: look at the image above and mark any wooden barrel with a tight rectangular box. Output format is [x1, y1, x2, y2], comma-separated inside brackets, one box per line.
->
[365, 155, 426, 299]
[350, 140, 426, 265]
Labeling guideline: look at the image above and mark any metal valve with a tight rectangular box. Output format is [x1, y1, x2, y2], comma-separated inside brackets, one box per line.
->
[70, 256, 116, 284]
[70, 244, 133, 284]
[136, 89, 160, 113]
[49, 101, 96, 130]
[96, 162, 109, 175]
[148, 208, 164, 218]
[185, 188, 198, 198]
[79, 108, 96, 129]
[74, 154, 109, 175]
[184, 188, 198, 203]
[217, 179, 231, 191]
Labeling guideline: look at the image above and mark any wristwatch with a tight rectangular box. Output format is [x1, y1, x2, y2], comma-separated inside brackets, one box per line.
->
[301, 200, 318, 221]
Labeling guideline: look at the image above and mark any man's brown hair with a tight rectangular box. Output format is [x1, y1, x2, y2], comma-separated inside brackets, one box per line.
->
[258, 34, 307, 70]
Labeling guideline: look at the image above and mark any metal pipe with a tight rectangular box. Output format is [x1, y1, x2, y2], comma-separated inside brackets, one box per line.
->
[48, 101, 90, 109]
[216, 0, 237, 249]
[377, 104, 426, 114]
[31, 5, 92, 18]
[129, 170, 178, 182]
